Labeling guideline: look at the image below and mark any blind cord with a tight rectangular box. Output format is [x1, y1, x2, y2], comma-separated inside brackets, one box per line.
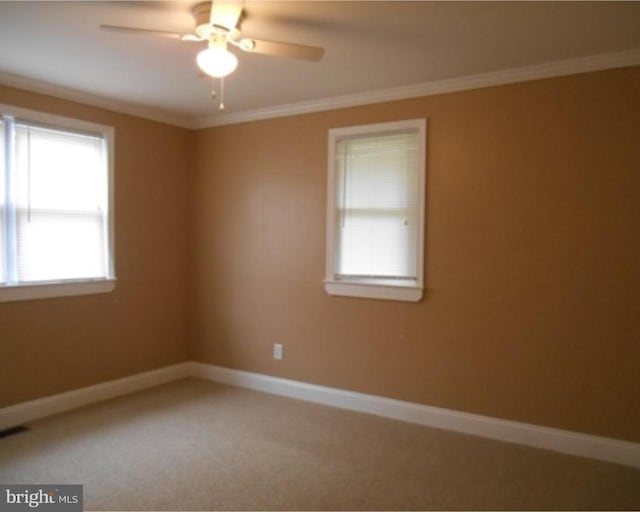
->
[341, 141, 348, 228]
[27, 126, 32, 223]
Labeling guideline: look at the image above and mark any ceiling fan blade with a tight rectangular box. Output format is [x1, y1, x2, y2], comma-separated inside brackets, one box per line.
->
[209, 0, 244, 31]
[100, 24, 203, 41]
[243, 38, 324, 62]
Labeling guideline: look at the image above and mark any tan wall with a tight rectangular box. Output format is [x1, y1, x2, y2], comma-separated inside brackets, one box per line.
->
[0, 86, 192, 406]
[2, 66, 638, 442]
[192, 67, 640, 442]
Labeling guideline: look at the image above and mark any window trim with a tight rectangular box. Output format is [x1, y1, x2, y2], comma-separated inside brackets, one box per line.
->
[0, 103, 116, 302]
[0, 278, 116, 303]
[325, 118, 426, 302]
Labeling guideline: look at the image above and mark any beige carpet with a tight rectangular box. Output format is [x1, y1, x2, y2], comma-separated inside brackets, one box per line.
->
[1, 378, 639, 510]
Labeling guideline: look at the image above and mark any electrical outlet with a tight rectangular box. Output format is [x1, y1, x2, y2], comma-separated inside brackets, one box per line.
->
[273, 343, 283, 360]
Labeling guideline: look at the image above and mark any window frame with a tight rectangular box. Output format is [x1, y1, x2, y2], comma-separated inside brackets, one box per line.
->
[325, 118, 426, 302]
[0, 104, 116, 302]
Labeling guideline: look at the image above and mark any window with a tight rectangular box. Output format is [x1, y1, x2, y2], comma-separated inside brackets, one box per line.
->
[0, 104, 115, 302]
[325, 119, 426, 302]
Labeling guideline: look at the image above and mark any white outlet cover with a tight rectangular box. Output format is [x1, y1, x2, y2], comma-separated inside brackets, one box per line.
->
[273, 344, 283, 360]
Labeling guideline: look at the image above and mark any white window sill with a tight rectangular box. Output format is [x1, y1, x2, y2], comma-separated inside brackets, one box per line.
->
[324, 279, 423, 302]
[0, 279, 116, 303]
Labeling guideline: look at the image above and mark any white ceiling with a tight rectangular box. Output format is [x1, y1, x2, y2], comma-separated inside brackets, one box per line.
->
[1, 1, 639, 128]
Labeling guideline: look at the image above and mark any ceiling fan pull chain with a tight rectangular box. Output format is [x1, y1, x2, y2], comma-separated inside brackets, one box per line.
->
[219, 77, 225, 110]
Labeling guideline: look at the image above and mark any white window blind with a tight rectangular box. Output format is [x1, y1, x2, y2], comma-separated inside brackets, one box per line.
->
[12, 122, 109, 283]
[0, 119, 5, 285]
[335, 132, 420, 279]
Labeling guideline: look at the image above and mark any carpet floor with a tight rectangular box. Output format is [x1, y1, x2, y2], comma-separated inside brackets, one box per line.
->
[1, 378, 639, 510]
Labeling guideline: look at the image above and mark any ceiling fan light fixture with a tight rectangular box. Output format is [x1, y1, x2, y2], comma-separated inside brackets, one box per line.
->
[196, 45, 238, 78]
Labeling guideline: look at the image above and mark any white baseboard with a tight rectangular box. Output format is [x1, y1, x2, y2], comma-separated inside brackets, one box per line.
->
[2, 361, 639, 469]
[192, 363, 640, 469]
[0, 362, 192, 430]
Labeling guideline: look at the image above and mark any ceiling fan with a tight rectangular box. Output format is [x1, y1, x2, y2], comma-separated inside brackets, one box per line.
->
[100, 0, 325, 80]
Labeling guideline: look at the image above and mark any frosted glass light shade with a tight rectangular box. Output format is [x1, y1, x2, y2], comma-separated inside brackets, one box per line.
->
[197, 47, 238, 78]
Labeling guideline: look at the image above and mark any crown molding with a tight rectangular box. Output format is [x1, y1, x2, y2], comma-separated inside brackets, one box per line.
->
[0, 71, 193, 129]
[2, 48, 639, 131]
[194, 48, 640, 129]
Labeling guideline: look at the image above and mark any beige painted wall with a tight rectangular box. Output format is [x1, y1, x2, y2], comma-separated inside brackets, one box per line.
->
[0, 85, 192, 406]
[192, 67, 640, 443]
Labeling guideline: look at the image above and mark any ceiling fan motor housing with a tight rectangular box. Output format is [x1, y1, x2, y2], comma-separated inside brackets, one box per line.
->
[192, 1, 241, 42]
